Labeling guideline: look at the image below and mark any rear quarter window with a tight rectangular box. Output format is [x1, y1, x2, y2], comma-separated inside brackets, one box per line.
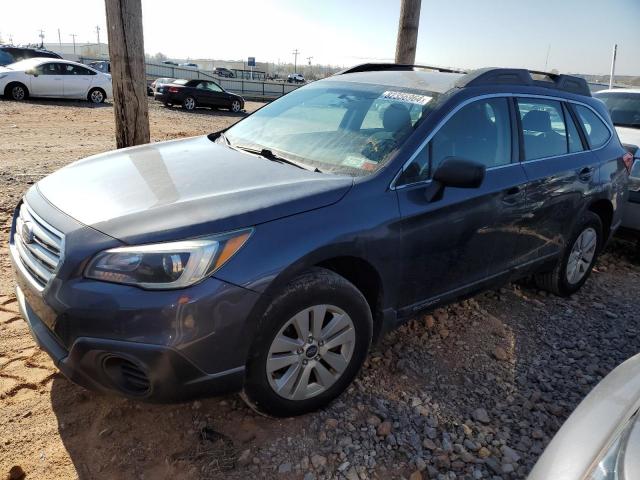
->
[574, 105, 611, 149]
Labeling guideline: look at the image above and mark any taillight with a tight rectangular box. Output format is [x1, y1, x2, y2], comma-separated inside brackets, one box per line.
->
[168, 86, 179, 93]
[623, 152, 634, 173]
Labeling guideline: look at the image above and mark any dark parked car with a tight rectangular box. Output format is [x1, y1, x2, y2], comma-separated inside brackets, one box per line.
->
[9, 64, 630, 416]
[214, 67, 234, 78]
[0, 46, 61, 66]
[154, 78, 244, 112]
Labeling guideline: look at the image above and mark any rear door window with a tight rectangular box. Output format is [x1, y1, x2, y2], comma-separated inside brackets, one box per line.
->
[517, 99, 568, 160]
[574, 105, 611, 149]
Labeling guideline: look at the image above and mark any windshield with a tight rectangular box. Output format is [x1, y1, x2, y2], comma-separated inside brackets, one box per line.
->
[595, 92, 640, 129]
[223, 81, 439, 176]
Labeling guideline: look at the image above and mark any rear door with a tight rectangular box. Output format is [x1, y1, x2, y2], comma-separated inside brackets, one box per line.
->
[516, 97, 598, 261]
[60, 63, 96, 98]
[394, 96, 530, 310]
[29, 62, 64, 97]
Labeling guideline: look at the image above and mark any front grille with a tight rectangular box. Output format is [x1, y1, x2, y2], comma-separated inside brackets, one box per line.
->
[13, 202, 65, 291]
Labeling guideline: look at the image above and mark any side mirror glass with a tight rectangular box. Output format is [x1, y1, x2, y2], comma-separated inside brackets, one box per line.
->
[433, 157, 486, 189]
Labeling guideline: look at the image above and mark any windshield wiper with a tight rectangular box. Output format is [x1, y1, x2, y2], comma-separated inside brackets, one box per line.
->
[234, 145, 321, 172]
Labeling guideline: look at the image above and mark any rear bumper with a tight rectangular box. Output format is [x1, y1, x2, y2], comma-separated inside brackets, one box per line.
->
[16, 285, 244, 401]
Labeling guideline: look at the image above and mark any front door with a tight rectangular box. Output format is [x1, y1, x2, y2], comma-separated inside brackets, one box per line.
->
[395, 97, 529, 311]
[29, 62, 64, 97]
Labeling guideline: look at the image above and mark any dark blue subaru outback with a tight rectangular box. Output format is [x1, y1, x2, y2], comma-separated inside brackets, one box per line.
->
[9, 64, 630, 416]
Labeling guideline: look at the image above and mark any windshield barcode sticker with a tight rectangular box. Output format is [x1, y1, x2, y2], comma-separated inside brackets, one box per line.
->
[381, 91, 432, 105]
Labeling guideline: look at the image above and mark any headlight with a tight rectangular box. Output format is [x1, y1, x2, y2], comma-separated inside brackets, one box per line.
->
[85, 229, 252, 289]
[587, 410, 639, 480]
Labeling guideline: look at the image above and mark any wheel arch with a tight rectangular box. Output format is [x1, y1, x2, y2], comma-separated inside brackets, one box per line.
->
[4, 81, 29, 99]
[587, 198, 614, 248]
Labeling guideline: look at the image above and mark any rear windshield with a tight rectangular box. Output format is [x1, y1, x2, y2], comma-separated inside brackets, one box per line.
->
[595, 92, 640, 129]
[224, 81, 440, 176]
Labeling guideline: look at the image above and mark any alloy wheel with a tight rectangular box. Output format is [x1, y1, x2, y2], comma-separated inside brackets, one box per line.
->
[12, 86, 25, 100]
[90, 90, 104, 103]
[566, 227, 597, 284]
[184, 97, 195, 110]
[266, 304, 356, 400]
[231, 100, 241, 112]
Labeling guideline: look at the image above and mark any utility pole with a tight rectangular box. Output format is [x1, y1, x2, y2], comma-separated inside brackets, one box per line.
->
[38, 29, 45, 48]
[609, 44, 617, 90]
[395, 0, 421, 64]
[58, 29, 62, 52]
[96, 25, 101, 49]
[70, 34, 77, 54]
[292, 49, 300, 73]
[105, 0, 150, 148]
[306, 56, 313, 66]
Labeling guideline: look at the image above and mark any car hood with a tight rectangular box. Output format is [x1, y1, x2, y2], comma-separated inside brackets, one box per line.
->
[615, 126, 640, 149]
[36, 136, 353, 244]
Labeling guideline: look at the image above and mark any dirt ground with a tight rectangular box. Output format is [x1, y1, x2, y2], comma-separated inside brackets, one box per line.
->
[1, 98, 640, 480]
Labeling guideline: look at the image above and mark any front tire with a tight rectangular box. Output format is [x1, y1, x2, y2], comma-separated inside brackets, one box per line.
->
[535, 211, 603, 296]
[182, 96, 196, 111]
[88, 88, 106, 104]
[230, 99, 242, 113]
[243, 268, 372, 417]
[5, 82, 28, 101]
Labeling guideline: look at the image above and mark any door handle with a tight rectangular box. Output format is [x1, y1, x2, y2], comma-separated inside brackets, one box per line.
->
[578, 167, 594, 181]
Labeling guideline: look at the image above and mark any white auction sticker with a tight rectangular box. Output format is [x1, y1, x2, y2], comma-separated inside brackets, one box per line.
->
[381, 91, 432, 105]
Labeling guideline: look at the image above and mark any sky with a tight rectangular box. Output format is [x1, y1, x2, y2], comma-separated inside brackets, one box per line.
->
[1, 0, 639, 76]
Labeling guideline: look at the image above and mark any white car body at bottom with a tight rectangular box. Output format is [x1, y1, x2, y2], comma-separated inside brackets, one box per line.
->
[0, 57, 112, 101]
[528, 353, 640, 480]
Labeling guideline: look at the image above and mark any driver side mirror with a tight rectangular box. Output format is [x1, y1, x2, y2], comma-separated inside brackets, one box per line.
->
[424, 157, 486, 202]
[433, 157, 486, 189]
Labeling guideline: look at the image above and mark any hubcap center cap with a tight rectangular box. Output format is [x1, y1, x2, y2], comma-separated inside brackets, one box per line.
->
[305, 344, 319, 358]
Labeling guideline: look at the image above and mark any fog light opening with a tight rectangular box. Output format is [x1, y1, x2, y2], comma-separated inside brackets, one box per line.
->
[102, 356, 151, 396]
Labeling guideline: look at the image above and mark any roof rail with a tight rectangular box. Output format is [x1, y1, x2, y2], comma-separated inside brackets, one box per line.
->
[336, 63, 467, 75]
[456, 68, 591, 97]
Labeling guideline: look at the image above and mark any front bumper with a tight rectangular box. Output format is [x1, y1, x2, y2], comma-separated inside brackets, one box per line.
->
[15, 285, 244, 401]
[8, 191, 264, 401]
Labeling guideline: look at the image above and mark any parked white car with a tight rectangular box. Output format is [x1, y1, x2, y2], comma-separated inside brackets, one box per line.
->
[594, 89, 640, 233]
[0, 57, 112, 103]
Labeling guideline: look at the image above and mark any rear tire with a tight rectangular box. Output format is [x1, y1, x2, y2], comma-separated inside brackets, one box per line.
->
[5, 82, 28, 101]
[182, 96, 196, 111]
[242, 268, 372, 417]
[535, 211, 603, 296]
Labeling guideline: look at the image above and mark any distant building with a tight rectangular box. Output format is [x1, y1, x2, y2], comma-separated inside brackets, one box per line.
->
[43, 42, 109, 60]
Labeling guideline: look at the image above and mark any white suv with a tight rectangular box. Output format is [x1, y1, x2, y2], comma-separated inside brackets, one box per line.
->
[595, 89, 640, 232]
[287, 73, 305, 83]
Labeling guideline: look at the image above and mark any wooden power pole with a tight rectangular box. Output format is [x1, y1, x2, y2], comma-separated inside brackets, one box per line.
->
[395, 0, 422, 65]
[104, 0, 150, 148]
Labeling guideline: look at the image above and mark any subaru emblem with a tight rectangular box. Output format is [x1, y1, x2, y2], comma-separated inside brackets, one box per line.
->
[21, 221, 34, 244]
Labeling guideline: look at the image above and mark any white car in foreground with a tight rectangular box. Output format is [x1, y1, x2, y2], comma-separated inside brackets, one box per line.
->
[0, 57, 112, 103]
[529, 352, 640, 479]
